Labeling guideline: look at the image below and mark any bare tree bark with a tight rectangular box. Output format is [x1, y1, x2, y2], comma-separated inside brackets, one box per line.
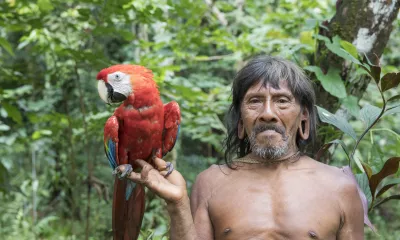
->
[313, 0, 400, 156]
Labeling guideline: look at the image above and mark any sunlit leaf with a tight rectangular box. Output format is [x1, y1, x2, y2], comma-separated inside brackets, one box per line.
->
[316, 106, 357, 140]
[0, 123, 10, 131]
[304, 66, 347, 99]
[32, 129, 52, 140]
[0, 37, 15, 57]
[361, 162, 373, 179]
[340, 40, 358, 59]
[359, 104, 381, 129]
[380, 72, 400, 92]
[37, 0, 54, 12]
[315, 35, 361, 65]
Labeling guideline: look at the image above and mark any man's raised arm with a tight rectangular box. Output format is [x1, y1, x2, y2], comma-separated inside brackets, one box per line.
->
[125, 157, 212, 240]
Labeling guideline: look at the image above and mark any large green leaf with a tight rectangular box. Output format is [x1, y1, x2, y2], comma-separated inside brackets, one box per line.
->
[304, 66, 347, 99]
[355, 173, 373, 207]
[359, 104, 382, 129]
[340, 40, 358, 59]
[316, 106, 357, 140]
[315, 35, 361, 65]
[341, 95, 360, 117]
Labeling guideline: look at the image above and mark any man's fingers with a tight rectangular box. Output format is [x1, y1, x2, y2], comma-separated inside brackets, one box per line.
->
[154, 157, 168, 170]
[126, 171, 143, 183]
[134, 159, 150, 168]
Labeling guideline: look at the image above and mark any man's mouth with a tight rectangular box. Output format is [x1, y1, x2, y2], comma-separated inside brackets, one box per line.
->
[258, 129, 280, 138]
[254, 124, 285, 136]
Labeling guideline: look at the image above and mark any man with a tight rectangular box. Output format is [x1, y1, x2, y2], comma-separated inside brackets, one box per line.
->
[122, 55, 364, 239]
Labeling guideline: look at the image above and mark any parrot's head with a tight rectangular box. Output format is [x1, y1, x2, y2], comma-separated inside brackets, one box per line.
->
[96, 65, 135, 104]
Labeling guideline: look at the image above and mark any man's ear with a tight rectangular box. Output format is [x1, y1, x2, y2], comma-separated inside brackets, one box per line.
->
[238, 119, 245, 139]
[298, 107, 310, 140]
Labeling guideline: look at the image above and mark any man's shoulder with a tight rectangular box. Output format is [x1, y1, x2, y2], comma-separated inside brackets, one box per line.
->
[190, 164, 229, 204]
[195, 164, 231, 185]
[306, 158, 359, 192]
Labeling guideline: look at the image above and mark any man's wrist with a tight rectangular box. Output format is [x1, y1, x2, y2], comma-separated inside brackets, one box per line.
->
[166, 195, 190, 213]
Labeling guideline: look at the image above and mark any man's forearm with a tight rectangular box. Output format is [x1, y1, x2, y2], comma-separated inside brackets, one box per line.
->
[167, 196, 197, 240]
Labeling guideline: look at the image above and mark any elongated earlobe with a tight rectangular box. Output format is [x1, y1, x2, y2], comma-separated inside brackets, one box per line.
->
[299, 107, 310, 140]
[298, 120, 310, 140]
[238, 120, 245, 139]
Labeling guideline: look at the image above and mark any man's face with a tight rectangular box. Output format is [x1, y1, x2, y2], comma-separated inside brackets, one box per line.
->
[239, 81, 308, 160]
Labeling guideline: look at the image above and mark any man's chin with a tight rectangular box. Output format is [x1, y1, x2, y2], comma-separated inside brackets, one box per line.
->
[256, 138, 283, 148]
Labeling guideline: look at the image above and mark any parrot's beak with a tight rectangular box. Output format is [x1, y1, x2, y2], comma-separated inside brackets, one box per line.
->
[105, 83, 127, 103]
[97, 80, 127, 104]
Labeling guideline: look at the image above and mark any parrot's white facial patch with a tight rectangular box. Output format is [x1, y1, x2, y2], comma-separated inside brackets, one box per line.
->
[107, 71, 132, 97]
[97, 80, 109, 103]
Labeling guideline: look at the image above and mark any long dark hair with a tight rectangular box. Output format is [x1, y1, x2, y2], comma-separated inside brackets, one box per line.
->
[224, 55, 317, 166]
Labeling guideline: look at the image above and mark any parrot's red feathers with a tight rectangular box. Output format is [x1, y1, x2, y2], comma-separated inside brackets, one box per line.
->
[96, 69, 107, 81]
[162, 101, 181, 156]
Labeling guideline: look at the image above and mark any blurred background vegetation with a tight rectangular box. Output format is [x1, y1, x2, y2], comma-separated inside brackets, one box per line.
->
[0, 0, 399, 239]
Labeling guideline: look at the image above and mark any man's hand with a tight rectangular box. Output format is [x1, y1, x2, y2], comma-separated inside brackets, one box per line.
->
[120, 157, 188, 206]
[116, 158, 197, 240]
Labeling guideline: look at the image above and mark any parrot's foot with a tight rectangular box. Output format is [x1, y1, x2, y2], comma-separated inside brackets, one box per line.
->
[112, 164, 133, 180]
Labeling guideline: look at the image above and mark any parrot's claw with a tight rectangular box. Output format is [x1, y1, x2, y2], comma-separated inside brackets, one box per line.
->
[164, 162, 174, 178]
[113, 164, 133, 179]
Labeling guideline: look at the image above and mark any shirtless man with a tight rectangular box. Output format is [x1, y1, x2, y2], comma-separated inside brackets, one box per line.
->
[121, 56, 364, 239]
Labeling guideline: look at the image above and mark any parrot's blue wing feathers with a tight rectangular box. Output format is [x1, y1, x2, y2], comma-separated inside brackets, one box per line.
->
[125, 180, 136, 200]
[105, 138, 118, 170]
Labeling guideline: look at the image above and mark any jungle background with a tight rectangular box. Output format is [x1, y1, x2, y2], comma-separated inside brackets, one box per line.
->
[1, 0, 400, 239]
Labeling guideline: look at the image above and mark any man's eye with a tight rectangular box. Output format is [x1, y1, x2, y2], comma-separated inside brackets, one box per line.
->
[249, 98, 261, 104]
[277, 98, 290, 104]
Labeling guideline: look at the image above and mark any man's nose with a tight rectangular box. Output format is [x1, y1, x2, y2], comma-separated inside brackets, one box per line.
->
[259, 100, 278, 123]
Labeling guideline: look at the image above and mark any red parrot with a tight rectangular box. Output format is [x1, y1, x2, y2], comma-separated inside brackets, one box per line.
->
[96, 64, 181, 240]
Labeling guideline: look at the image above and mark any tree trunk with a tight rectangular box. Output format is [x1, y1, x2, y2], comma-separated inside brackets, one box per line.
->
[313, 0, 400, 158]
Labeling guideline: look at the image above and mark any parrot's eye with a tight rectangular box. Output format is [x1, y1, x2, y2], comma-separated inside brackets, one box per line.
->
[115, 74, 120, 80]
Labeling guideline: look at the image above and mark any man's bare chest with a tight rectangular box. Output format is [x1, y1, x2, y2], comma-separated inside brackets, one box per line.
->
[207, 172, 341, 240]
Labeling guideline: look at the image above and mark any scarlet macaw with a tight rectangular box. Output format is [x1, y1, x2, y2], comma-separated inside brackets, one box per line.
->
[96, 64, 181, 240]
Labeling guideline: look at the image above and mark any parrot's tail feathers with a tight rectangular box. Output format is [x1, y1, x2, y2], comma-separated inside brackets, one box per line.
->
[112, 179, 146, 240]
[126, 184, 146, 239]
[125, 180, 136, 201]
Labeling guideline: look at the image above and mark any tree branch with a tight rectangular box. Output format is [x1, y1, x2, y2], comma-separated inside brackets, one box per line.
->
[204, 0, 228, 26]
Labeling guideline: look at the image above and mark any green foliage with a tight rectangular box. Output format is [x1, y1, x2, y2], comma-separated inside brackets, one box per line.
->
[0, 0, 399, 239]
[313, 33, 400, 234]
